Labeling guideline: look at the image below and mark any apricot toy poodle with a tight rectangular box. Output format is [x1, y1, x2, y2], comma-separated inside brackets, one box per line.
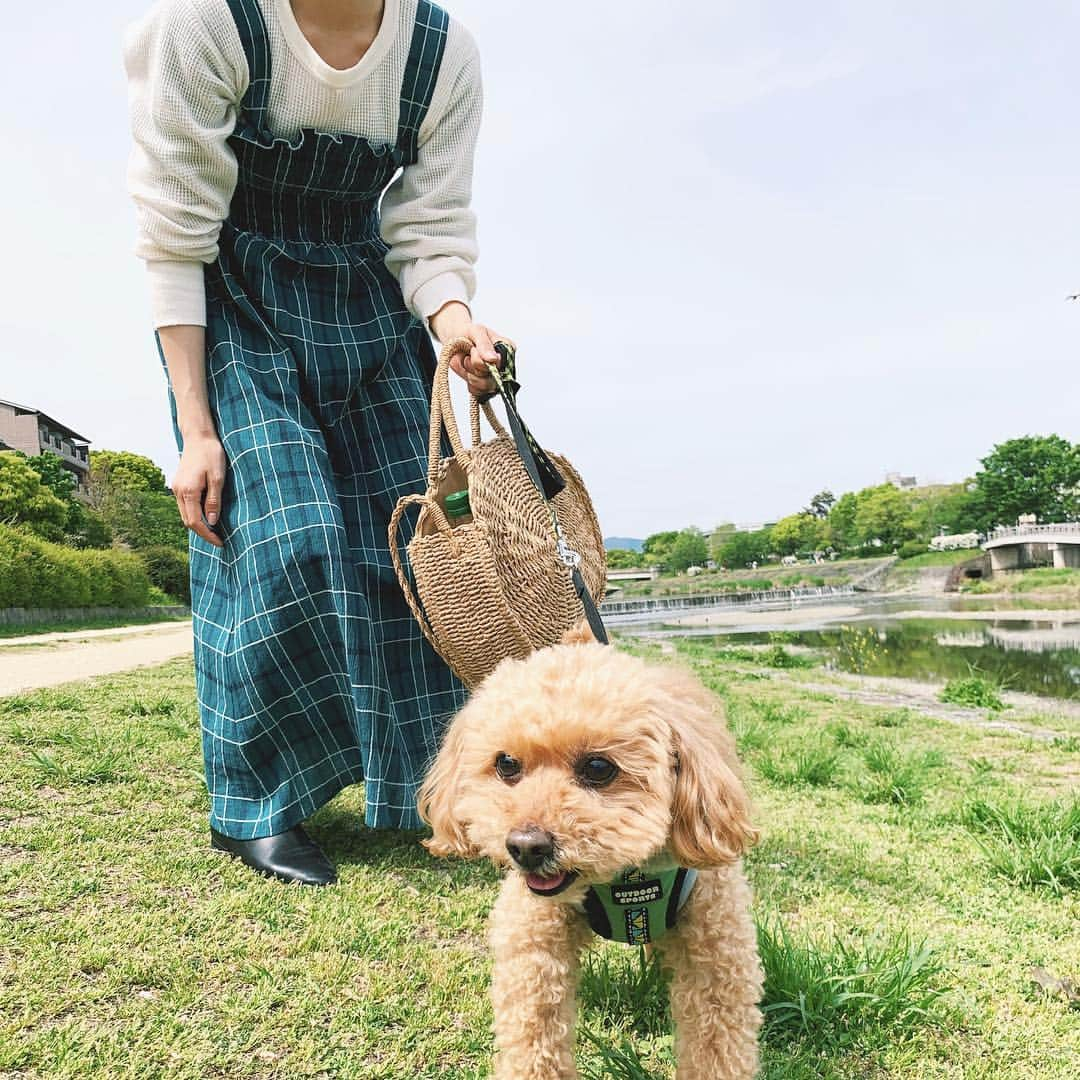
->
[419, 626, 763, 1079]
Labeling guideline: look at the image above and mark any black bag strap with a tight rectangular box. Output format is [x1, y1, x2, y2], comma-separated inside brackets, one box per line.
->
[484, 343, 609, 646]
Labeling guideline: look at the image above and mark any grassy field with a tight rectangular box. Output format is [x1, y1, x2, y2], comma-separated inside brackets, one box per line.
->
[962, 567, 1080, 596]
[2, 648, 1078, 1079]
[890, 550, 979, 570]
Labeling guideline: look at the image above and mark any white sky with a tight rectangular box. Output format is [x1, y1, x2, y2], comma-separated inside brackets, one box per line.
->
[2, 1, 1077, 538]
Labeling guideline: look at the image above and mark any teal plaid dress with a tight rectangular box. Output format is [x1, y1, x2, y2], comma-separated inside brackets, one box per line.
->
[160, 0, 467, 839]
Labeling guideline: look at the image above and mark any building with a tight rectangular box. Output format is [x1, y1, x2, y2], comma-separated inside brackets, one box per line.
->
[885, 471, 917, 490]
[0, 399, 92, 496]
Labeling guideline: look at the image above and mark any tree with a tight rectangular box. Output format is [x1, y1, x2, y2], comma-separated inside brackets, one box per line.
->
[853, 484, 914, 549]
[906, 483, 980, 540]
[717, 528, 772, 569]
[0, 452, 69, 541]
[668, 528, 709, 572]
[87, 450, 185, 551]
[642, 530, 679, 570]
[115, 491, 189, 551]
[770, 512, 828, 556]
[708, 522, 737, 564]
[971, 435, 1080, 529]
[804, 490, 835, 520]
[88, 450, 168, 500]
[606, 548, 641, 570]
[20, 450, 77, 503]
[828, 492, 859, 552]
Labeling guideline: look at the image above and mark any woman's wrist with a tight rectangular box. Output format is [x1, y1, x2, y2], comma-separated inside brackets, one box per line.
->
[428, 300, 473, 343]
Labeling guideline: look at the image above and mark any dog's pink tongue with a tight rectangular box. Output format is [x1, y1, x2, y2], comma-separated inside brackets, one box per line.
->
[526, 871, 567, 892]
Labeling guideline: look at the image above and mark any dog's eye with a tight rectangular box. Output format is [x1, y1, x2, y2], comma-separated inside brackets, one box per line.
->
[494, 753, 522, 782]
[577, 756, 618, 787]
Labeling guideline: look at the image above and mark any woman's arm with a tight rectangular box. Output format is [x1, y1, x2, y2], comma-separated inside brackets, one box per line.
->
[381, 22, 508, 393]
[124, 1, 245, 544]
[124, 0, 246, 326]
[158, 326, 226, 548]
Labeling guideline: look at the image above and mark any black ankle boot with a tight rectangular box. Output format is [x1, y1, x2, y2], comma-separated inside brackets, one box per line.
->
[210, 825, 337, 885]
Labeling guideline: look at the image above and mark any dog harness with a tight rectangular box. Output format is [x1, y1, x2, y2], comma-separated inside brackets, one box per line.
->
[582, 863, 698, 945]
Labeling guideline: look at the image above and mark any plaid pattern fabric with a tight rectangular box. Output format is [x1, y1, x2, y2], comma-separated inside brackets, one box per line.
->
[160, 0, 465, 839]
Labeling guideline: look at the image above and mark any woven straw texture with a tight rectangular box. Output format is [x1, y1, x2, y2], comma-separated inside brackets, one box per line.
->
[389, 339, 606, 688]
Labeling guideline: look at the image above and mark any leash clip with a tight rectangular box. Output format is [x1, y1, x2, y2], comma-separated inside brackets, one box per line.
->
[556, 535, 582, 569]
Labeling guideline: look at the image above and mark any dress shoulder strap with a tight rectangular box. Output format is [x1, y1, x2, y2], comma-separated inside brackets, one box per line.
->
[223, 0, 272, 124]
[396, 0, 450, 164]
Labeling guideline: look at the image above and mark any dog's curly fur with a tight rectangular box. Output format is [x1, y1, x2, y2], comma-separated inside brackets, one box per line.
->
[419, 626, 764, 1079]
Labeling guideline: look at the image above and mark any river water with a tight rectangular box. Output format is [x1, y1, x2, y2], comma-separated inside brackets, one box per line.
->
[615, 594, 1080, 700]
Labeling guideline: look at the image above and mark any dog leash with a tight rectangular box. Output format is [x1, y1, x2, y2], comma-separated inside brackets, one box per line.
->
[483, 343, 609, 646]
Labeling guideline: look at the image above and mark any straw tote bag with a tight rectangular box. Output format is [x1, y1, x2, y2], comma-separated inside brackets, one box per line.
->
[389, 339, 608, 689]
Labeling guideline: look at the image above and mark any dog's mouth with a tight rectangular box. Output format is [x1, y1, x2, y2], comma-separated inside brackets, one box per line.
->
[524, 869, 579, 896]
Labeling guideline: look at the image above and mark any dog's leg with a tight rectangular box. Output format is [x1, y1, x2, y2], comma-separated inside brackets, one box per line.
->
[489, 877, 589, 1080]
[657, 864, 763, 1080]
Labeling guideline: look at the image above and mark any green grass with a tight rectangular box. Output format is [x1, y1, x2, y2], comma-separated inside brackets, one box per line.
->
[854, 740, 943, 806]
[757, 746, 842, 788]
[2, 646, 1079, 1078]
[0, 611, 189, 639]
[963, 567, 1080, 595]
[960, 798, 1080, 894]
[757, 919, 947, 1045]
[940, 674, 1008, 711]
[895, 549, 979, 568]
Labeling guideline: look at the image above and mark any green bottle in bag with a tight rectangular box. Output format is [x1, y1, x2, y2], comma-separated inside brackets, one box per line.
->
[444, 489, 473, 527]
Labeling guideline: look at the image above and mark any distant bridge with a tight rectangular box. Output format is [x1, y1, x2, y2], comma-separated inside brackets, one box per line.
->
[983, 523, 1080, 572]
[606, 568, 660, 582]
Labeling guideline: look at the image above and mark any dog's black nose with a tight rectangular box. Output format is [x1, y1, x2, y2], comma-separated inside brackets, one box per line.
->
[505, 827, 555, 870]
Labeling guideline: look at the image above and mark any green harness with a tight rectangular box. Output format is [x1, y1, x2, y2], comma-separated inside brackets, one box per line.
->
[582, 862, 698, 945]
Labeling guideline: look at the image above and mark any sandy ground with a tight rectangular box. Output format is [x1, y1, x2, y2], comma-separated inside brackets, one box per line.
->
[0, 621, 193, 696]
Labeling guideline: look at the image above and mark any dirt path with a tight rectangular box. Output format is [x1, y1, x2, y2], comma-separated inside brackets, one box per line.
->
[0, 621, 193, 696]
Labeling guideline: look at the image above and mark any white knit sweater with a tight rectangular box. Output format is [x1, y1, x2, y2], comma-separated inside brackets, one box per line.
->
[123, 0, 481, 328]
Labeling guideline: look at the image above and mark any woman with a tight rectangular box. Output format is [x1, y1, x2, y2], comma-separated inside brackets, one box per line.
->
[124, 0, 506, 885]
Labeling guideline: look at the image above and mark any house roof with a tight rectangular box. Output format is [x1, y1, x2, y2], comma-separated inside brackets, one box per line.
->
[0, 398, 91, 443]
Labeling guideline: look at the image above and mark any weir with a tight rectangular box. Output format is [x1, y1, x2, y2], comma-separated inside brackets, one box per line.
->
[599, 584, 856, 619]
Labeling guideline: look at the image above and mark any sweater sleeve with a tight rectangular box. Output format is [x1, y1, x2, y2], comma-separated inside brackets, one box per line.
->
[380, 20, 482, 322]
[123, 0, 248, 328]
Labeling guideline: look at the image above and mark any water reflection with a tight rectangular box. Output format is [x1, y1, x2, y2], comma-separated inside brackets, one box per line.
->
[618, 596, 1080, 700]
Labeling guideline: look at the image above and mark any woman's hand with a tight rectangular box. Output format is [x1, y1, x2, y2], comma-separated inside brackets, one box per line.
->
[428, 300, 513, 397]
[173, 433, 227, 548]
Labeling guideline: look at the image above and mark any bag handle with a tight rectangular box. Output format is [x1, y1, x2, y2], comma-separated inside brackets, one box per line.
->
[481, 343, 610, 645]
[388, 492, 458, 659]
[426, 338, 609, 646]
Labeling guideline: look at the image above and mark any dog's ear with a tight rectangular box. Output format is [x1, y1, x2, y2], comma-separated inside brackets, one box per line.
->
[417, 719, 478, 859]
[661, 670, 758, 868]
[560, 619, 596, 646]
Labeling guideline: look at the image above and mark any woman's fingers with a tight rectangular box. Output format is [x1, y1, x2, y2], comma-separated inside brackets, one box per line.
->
[175, 477, 223, 548]
[442, 322, 513, 396]
[468, 344, 497, 395]
[204, 467, 225, 529]
[469, 324, 499, 366]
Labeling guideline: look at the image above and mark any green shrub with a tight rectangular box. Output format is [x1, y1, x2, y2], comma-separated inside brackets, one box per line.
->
[138, 545, 191, 603]
[761, 644, 813, 669]
[899, 540, 929, 559]
[0, 524, 150, 609]
[940, 675, 1007, 712]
